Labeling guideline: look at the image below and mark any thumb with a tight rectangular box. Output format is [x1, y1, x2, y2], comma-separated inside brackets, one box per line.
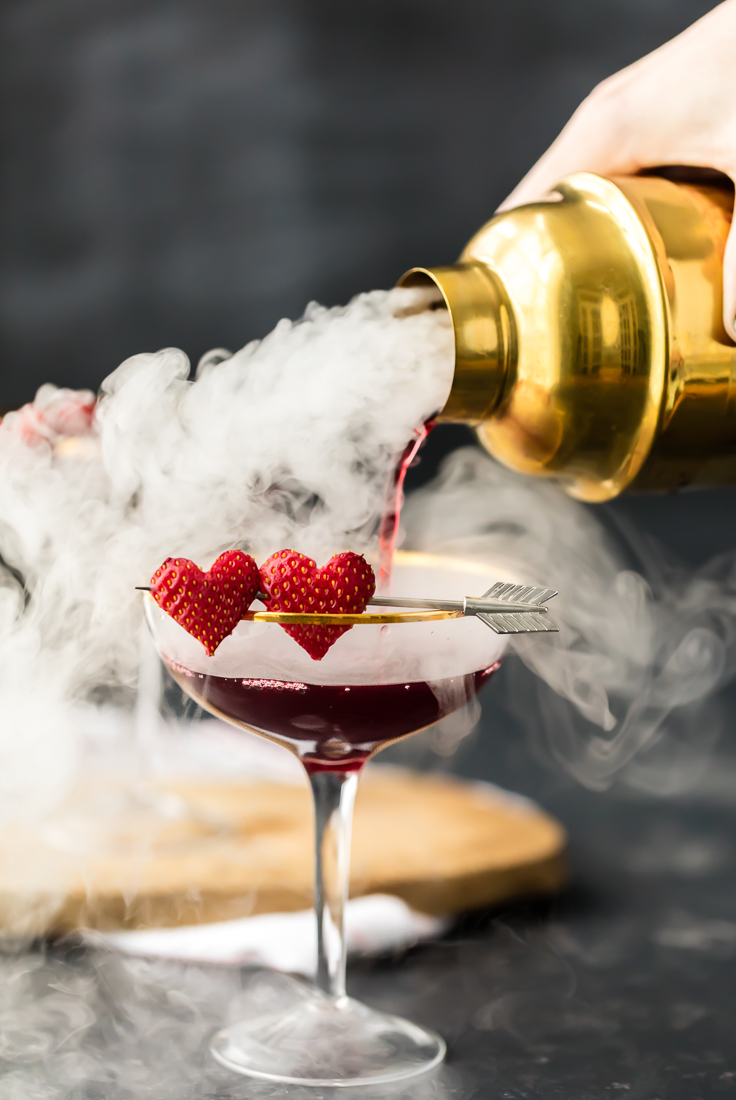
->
[722, 190, 736, 342]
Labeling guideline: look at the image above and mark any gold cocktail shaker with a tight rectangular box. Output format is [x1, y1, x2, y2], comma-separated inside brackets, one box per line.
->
[400, 172, 736, 501]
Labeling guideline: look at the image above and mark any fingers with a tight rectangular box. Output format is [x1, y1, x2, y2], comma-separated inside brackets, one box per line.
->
[494, 0, 736, 341]
[498, 1, 736, 213]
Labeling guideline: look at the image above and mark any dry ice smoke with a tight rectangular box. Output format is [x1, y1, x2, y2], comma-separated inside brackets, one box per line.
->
[403, 447, 736, 792]
[0, 287, 453, 818]
[0, 948, 459, 1100]
[2, 283, 735, 812]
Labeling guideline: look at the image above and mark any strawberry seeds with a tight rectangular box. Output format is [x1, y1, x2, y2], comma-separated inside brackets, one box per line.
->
[149, 549, 375, 660]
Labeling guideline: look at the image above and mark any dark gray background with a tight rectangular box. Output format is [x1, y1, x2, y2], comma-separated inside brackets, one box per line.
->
[5, 0, 736, 559]
[0, 0, 720, 407]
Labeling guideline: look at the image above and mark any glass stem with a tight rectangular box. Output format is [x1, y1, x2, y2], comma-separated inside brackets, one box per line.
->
[308, 769, 359, 1002]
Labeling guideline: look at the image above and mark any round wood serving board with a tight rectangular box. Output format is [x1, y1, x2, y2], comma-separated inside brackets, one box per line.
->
[0, 770, 566, 936]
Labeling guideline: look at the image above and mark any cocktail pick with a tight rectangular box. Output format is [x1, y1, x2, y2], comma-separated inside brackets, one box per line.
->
[368, 582, 559, 634]
[138, 580, 558, 633]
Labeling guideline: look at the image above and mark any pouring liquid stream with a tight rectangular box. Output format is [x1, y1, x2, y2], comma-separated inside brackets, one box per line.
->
[377, 419, 434, 591]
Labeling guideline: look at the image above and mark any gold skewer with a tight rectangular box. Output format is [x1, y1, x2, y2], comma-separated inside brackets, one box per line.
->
[138, 579, 559, 633]
[138, 579, 558, 634]
[240, 608, 462, 626]
[137, 588, 459, 624]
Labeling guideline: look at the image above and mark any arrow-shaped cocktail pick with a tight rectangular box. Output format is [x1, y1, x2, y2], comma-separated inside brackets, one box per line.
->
[135, 582, 559, 634]
[368, 582, 559, 634]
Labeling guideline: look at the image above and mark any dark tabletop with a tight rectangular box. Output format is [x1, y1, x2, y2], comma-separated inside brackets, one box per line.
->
[3, 694, 736, 1100]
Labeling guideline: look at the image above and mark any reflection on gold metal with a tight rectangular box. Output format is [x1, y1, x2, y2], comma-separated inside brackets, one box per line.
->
[241, 609, 461, 626]
[400, 173, 736, 501]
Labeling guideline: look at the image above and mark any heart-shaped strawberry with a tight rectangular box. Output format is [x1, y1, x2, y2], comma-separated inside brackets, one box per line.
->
[260, 549, 376, 660]
[150, 550, 260, 656]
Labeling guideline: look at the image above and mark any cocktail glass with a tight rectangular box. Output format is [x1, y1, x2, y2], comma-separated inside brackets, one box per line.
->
[144, 551, 510, 1087]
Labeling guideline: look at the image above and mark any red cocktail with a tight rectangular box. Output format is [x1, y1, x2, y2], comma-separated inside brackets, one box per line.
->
[145, 552, 510, 1086]
[166, 664, 500, 773]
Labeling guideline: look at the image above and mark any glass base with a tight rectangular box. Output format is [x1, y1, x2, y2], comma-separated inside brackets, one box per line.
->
[210, 993, 445, 1087]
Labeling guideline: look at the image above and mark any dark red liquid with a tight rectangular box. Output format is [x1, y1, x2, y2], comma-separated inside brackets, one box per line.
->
[167, 660, 500, 773]
[377, 420, 434, 590]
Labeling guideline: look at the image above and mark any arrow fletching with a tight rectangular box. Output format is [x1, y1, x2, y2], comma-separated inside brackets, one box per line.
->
[476, 582, 559, 634]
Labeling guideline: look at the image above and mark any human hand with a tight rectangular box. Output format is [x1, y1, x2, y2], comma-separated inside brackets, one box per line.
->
[499, 0, 736, 340]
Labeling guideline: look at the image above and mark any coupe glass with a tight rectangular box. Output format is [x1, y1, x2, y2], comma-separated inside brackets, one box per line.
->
[144, 552, 510, 1087]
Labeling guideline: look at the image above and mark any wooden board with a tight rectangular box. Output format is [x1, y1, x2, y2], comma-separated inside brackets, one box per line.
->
[0, 770, 566, 936]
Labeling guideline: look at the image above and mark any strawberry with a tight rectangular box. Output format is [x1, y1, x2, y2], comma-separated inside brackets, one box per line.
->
[150, 550, 260, 656]
[6, 387, 96, 448]
[259, 549, 376, 660]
